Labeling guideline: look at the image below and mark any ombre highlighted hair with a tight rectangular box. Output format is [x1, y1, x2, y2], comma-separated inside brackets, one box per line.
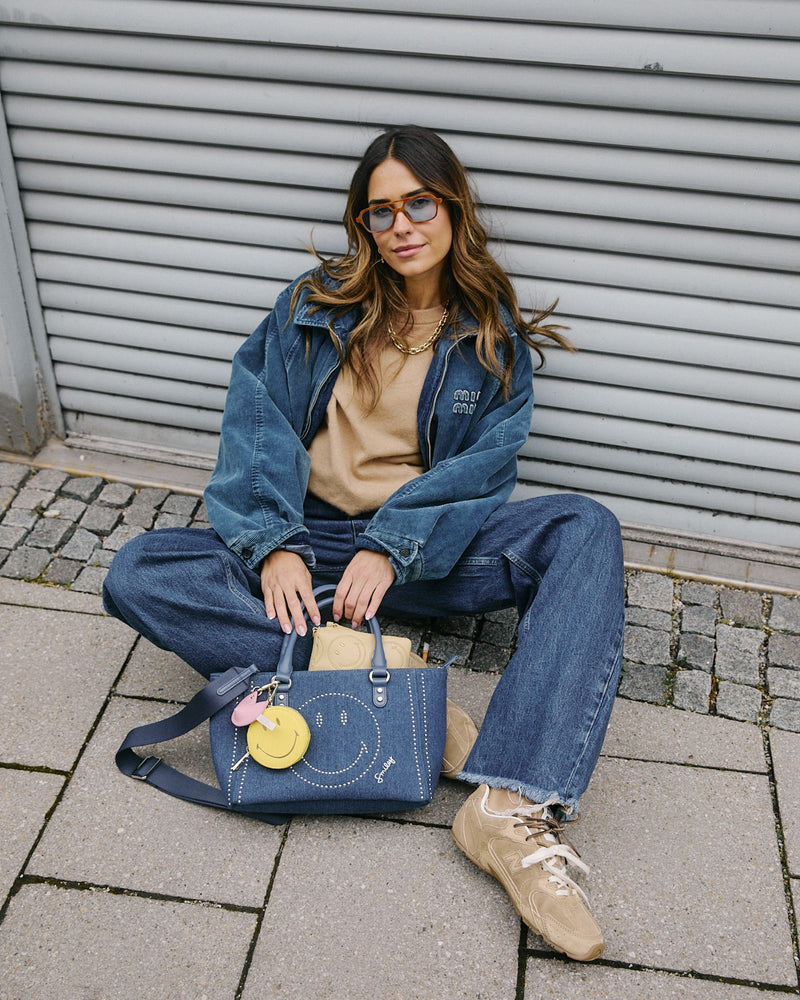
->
[293, 124, 572, 404]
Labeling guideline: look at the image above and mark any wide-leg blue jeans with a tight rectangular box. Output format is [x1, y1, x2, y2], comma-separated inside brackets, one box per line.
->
[103, 493, 624, 817]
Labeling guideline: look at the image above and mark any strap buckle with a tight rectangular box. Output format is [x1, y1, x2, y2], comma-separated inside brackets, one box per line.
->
[131, 755, 162, 780]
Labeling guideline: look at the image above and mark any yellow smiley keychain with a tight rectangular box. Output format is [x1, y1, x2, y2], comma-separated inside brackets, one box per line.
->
[246, 706, 311, 769]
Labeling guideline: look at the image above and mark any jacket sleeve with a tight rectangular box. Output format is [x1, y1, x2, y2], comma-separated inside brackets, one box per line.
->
[204, 285, 315, 571]
[356, 340, 534, 585]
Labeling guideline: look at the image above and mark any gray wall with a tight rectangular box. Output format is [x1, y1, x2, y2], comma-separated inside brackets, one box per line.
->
[0, 2, 798, 550]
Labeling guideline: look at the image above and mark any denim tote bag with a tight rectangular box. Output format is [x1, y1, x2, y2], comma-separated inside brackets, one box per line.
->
[209, 587, 447, 817]
[117, 586, 447, 822]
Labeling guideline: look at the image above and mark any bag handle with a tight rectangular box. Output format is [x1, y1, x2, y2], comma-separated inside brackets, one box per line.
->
[272, 583, 390, 709]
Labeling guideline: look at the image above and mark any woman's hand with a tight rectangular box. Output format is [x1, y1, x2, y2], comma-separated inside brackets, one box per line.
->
[334, 550, 396, 628]
[260, 549, 320, 636]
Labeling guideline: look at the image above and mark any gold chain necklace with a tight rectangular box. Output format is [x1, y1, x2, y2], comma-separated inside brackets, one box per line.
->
[387, 301, 450, 355]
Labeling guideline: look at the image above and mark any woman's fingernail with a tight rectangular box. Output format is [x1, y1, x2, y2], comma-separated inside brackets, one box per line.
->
[297, 625, 307, 636]
[312, 616, 321, 626]
[282, 623, 292, 634]
[333, 613, 341, 621]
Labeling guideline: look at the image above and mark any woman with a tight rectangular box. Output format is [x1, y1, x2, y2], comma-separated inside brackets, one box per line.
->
[103, 124, 624, 963]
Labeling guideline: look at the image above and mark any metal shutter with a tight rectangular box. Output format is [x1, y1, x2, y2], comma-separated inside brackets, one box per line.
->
[0, 1, 798, 550]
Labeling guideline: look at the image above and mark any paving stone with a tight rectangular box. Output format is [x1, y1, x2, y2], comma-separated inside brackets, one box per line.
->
[0, 577, 104, 614]
[79, 504, 121, 534]
[771, 728, 800, 877]
[29, 697, 286, 905]
[71, 565, 108, 594]
[678, 632, 714, 671]
[768, 667, 800, 699]
[769, 594, 800, 633]
[680, 603, 717, 636]
[42, 497, 86, 522]
[123, 504, 156, 528]
[626, 571, 674, 612]
[715, 624, 763, 685]
[433, 614, 478, 639]
[42, 557, 83, 586]
[617, 663, 668, 704]
[0, 547, 8, 568]
[770, 594, 800, 633]
[116, 637, 204, 702]
[624, 625, 670, 665]
[0, 522, 29, 549]
[0, 604, 134, 768]
[575, 757, 795, 983]
[681, 581, 717, 606]
[716, 680, 762, 723]
[0, 461, 30, 488]
[98, 481, 136, 506]
[104, 522, 147, 551]
[0, 484, 15, 511]
[672, 668, 711, 713]
[0, 884, 256, 1000]
[479, 618, 517, 646]
[154, 511, 191, 529]
[625, 604, 672, 632]
[1, 505, 36, 528]
[469, 643, 512, 672]
[0, 545, 51, 580]
[770, 698, 800, 732]
[0, 768, 65, 900]
[61, 474, 103, 502]
[625, 606, 672, 631]
[136, 486, 170, 507]
[719, 586, 764, 626]
[769, 632, 800, 669]
[160, 493, 200, 516]
[524, 960, 793, 999]
[26, 468, 69, 492]
[11, 487, 53, 511]
[603, 698, 766, 772]
[483, 605, 517, 626]
[245, 816, 519, 1000]
[91, 547, 116, 567]
[446, 665, 498, 729]
[26, 516, 75, 551]
[427, 632, 473, 666]
[58, 526, 98, 561]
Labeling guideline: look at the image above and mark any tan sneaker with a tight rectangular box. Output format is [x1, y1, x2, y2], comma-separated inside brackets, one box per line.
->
[451, 785, 603, 961]
[441, 700, 479, 779]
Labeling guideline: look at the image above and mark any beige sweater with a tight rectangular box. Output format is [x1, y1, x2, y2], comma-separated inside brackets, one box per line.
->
[307, 306, 443, 515]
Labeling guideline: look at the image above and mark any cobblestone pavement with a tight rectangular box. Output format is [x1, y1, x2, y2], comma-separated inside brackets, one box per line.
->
[2, 460, 799, 732]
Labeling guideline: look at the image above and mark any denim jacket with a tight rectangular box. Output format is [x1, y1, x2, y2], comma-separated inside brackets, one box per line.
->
[205, 270, 534, 585]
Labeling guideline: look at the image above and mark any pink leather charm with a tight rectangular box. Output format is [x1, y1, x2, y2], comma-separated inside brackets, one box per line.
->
[231, 691, 270, 727]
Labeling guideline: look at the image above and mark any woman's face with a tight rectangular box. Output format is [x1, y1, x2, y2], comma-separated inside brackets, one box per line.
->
[366, 158, 453, 305]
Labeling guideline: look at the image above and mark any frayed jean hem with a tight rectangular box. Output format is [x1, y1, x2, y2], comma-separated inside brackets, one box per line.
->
[456, 770, 580, 823]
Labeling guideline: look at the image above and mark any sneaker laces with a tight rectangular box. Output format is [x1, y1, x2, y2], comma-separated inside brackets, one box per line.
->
[512, 805, 591, 903]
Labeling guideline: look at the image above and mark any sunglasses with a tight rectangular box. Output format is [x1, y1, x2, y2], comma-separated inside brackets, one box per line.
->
[356, 194, 442, 234]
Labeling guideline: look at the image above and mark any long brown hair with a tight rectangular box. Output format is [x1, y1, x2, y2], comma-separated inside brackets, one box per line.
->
[293, 125, 572, 404]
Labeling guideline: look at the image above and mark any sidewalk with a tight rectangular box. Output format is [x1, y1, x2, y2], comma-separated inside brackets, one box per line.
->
[1, 457, 800, 998]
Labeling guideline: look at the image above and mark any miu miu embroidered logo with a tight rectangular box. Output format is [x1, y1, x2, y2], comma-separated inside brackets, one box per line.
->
[374, 756, 397, 783]
[452, 389, 480, 414]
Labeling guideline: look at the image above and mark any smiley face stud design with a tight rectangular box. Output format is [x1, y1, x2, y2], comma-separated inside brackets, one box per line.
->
[246, 706, 311, 769]
[289, 692, 381, 788]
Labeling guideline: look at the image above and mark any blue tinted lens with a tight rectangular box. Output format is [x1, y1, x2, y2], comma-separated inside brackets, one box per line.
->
[405, 196, 437, 222]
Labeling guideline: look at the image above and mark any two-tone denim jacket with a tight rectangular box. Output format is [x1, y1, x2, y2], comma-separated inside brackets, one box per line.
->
[204, 269, 535, 585]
